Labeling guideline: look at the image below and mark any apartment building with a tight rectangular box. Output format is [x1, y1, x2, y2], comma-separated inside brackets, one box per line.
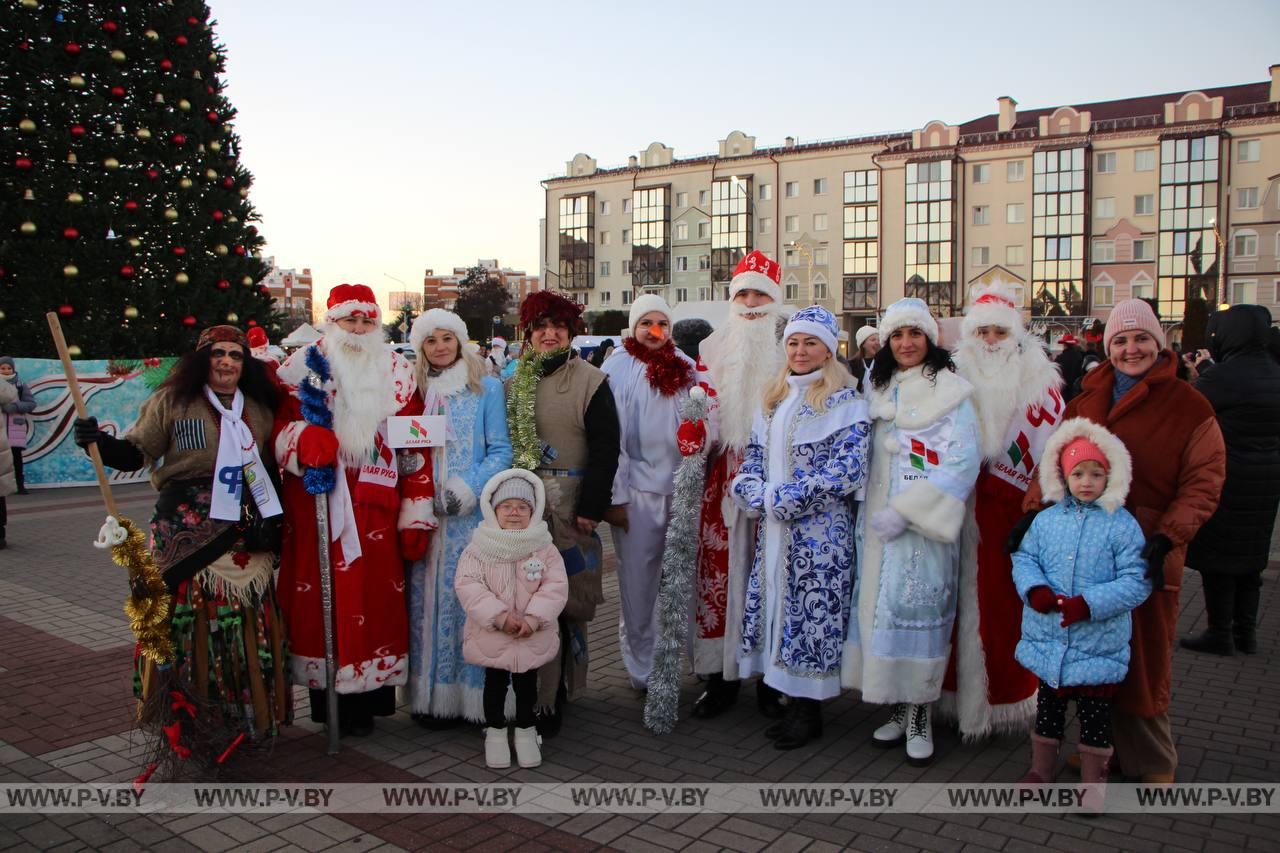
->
[259, 256, 312, 325]
[387, 290, 425, 312]
[422, 260, 541, 312]
[542, 66, 1280, 338]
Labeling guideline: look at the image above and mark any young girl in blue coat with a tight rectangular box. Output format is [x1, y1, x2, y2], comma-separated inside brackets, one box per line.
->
[1013, 418, 1150, 794]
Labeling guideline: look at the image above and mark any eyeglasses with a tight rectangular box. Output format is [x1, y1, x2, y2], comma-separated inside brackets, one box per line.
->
[209, 348, 244, 361]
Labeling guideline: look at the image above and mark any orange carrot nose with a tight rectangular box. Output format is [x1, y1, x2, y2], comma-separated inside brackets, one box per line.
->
[649, 325, 666, 341]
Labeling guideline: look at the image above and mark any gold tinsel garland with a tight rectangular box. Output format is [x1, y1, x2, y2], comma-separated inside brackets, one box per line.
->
[507, 346, 569, 470]
[111, 517, 174, 663]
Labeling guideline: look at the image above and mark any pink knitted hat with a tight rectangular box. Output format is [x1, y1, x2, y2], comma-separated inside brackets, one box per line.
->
[1060, 436, 1110, 475]
[1104, 299, 1165, 353]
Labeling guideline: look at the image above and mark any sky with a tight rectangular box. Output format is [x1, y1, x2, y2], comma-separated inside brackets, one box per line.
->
[210, 0, 1280, 313]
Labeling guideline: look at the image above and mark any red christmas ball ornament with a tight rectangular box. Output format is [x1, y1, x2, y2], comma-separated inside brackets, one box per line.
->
[15, 157, 33, 171]
[247, 319, 258, 327]
[146, 168, 159, 179]
[233, 245, 246, 256]
[174, 35, 189, 47]
[207, 111, 219, 123]
[70, 124, 86, 138]
[222, 177, 234, 188]
[64, 42, 82, 56]
[172, 246, 186, 256]
[102, 20, 119, 34]
[159, 58, 173, 71]
[212, 209, 225, 222]
[58, 304, 75, 317]
[19, 41, 31, 51]
[258, 285, 269, 296]
[63, 226, 80, 240]
[217, 279, 230, 290]
[110, 85, 126, 98]
[182, 315, 197, 327]
[187, 15, 199, 25]
[123, 199, 138, 211]
[120, 264, 136, 278]
[171, 133, 186, 146]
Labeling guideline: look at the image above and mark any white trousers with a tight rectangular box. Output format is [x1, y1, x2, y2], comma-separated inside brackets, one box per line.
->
[611, 490, 671, 689]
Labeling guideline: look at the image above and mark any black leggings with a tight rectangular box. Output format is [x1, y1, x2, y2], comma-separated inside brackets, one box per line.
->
[484, 667, 537, 729]
[1034, 681, 1113, 748]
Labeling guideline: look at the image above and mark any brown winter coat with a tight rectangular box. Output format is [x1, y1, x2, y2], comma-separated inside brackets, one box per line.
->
[1024, 352, 1225, 718]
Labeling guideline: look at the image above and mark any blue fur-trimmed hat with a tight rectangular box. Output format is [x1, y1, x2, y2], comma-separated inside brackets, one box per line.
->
[783, 305, 840, 355]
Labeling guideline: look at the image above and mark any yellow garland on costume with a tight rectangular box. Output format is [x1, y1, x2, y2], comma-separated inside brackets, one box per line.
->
[111, 517, 174, 664]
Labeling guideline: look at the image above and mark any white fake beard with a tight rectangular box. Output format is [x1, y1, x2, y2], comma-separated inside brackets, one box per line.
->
[324, 323, 394, 467]
[955, 335, 1023, 460]
[715, 311, 783, 451]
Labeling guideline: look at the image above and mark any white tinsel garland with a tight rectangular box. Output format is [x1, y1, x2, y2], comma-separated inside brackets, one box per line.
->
[643, 387, 711, 734]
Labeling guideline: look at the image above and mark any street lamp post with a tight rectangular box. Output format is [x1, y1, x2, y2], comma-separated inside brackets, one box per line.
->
[1208, 217, 1228, 309]
[786, 240, 814, 304]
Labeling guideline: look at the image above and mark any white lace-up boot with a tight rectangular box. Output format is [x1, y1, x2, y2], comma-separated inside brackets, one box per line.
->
[872, 703, 908, 747]
[905, 703, 934, 766]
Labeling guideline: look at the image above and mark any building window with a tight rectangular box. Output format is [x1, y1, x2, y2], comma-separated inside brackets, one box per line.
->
[1158, 134, 1220, 319]
[675, 287, 688, 302]
[558, 193, 594, 289]
[600, 200, 610, 216]
[814, 213, 828, 231]
[631, 186, 670, 289]
[760, 217, 772, 234]
[1094, 197, 1115, 219]
[621, 260, 631, 274]
[1007, 245, 1025, 265]
[698, 189, 709, 206]
[676, 192, 688, 208]
[1131, 277, 1154, 300]
[697, 221, 710, 239]
[843, 240, 879, 276]
[698, 254, 710, 271]
[1031, 147, 1086, 317]
[600, 231, 611, 246]
[1135, 149, 1155, 172]
[675, 256, 689, 272]
[600, 261, 611, 276]
[904, 159, 955, 315]
[814, 247, 828, 266]
[580, 293, 590, 306]
[1093, 279, 1114, 307]
[1237, 139, 1260, 163]
[785, 215, 799, 232]
[971, 246, 990, 266]
[1231, 279, 1257, 303]
[814, 279, 829, 299]
[784, 248, 800, 267]
[813, 177, 828, 195]
[622, 290, 632, 305]
[622, 198, 632, 213]
[1133, 238, 1154, 261]
[759, 184, 772, 201]
[622, 228, 630, 243]
[1007, 203, 1025, 224]
[1093, 240, 1115, 262]
[843, 205, 878, 239]
[972, 164, 990, 184]
[1237, 187, 1260, 209]
[698, 286, 711, 301]
[843, 276, 877, 311]
[785, 181, 799, 198]
[599, 291, 611, 304]
[1096, 152, 1117, 174]
[1233, 231, 1258, 257]
[1007, 160, 1025, 182]
[675, 222, 689, 240]
[711, 176, 752, 285]
[785, 282, 799, 301]
[1135, 194, 1154, 216]
[843, 169, 878, 204]
[972, 205, 989, 225]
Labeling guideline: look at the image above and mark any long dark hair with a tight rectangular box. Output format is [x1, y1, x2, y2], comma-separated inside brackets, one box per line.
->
[158, 347, 278, 409]
[870, 333, 956, 390]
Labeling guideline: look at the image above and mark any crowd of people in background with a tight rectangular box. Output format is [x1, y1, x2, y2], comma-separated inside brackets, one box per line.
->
[38, 254, 1277, 795]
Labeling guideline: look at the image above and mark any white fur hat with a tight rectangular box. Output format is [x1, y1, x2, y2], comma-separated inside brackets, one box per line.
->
[410, 309, 469, 356]
[629, 293, 673, 334]
[961, 280, 1023, 339]
[878, 297, 939, 344]
[855, 325, 878, 350]
[480, 469, 546, 525]
[1037, 418, 1132, 512]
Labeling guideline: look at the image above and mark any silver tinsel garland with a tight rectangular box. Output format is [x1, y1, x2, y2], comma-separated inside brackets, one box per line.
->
[643, 388, 712, 734]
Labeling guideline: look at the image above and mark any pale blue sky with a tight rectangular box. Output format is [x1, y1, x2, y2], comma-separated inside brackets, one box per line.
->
[210, 0, 1279, 310]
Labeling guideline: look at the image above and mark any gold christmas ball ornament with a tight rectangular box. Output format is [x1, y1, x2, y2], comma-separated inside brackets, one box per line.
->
[214, 243, 228, 255]
[226, 215, 238, 224]
[127, 237, 141, 248]
[164, 207, 178, 221]
[0, 309, 5, 321]
[69, 74, 86, 88]
[67, 191, 84, 203]
[179, 177, 193, 189]
[124, 306, 139, 319]
[209, 140, 221, 153]
[111, 49, 126, 62]
[67, 345, 82, 357]
[64, 264, 79, 278]
[66, 151, 78, 164]
[145, 29, 159, 41]
[239, 188, 249, 198]
[225, 312, 238, 323]
[21, 0, 39, 9]
[174, 272, 189, 284]
[178, 99, 191, 111]
[20, 221, 37, 235]
[136, 127, 152, 139]
[241, 275, 253, 286]
[103, 156, 120, 170]
[22, 189, 34, 201]
[19, 118, 36, 132]
[205, 168, 218, 179]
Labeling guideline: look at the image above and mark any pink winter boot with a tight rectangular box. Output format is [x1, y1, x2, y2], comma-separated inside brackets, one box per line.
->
[1078, 743, 1114, 814]
[1018, 733, 1061, 784]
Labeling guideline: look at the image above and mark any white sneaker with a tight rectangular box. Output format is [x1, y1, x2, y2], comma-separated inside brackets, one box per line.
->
[872, 703, 908, 747]
[513, 726, 542, 768]
[484, 727, 511, 769]
[905, 703, 933, 766]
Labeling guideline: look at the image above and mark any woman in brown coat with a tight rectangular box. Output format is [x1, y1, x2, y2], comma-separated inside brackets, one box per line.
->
[1020, 299, 1224, 782]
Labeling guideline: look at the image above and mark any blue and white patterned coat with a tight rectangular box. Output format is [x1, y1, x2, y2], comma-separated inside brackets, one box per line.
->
[732, 375, 871, 700]
[1012, 417, 1151, 689]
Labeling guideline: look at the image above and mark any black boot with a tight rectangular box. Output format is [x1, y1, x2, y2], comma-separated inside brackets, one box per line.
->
[773, 698, 822, 750]
[756, 679, 785, 719]
[691, 674, 741, 719]
[1234, 575, 1261, 655]
[534, 678, 567, 739]
[1181, 573, 1234, 656]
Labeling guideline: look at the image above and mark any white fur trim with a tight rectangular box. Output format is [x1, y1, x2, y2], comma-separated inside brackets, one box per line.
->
[881, 436, 900, 455]
[324, 300, 380, 323]
[411, 309, 469, 355]
[783, 317, 838, 356]
[274, 419, 308, 476]
[445, 474, 478, 517]
[1037, 418, 1132, 512]
[628, 294, 673, 333]
[480, 469, 546, 526]
[729, 269, 782, 303]
[873, 402, 896, 420]
[424, 359, 470, 399]
[879, 301, 939, 344]
[889, 480, 967, 544]
[870, 366, 972, 430]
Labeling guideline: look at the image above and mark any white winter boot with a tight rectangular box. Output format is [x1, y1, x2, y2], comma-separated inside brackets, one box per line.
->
[872, 703, 908, 747]
[484, 727, 511, 769]
[904, 703, 934, 766]
[513, 726, 542, 768]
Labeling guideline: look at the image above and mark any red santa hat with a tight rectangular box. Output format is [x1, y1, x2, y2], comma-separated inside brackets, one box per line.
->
[325, 283, 381, 324]
[729, 250, 782, 303]
[246, 327, 269, 350]
[961, 279, 1023, 339]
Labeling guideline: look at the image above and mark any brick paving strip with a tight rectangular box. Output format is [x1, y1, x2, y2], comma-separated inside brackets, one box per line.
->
[1, 483, 1278, 852]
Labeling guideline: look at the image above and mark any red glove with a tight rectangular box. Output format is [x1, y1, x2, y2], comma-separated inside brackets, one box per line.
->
[1027, 586, 1058, 614]
[399, 529, 429, 562]
[298, 425, 339, 467]
[1059, 595, 1091, 627]
[677, 419, 706, 456]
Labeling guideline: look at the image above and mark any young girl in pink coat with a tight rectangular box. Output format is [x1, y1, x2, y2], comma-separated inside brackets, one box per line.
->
[455, 469, 568, 769]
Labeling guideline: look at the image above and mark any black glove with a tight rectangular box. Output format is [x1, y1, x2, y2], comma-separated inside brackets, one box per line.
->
[73, 416, 103, 449]
[1140, 534, 1172, 592]
[73, 416, 145, 471]
[1005, 509, 1040, 554]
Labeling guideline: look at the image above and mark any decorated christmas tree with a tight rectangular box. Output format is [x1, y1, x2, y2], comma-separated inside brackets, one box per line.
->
[1, 0, 278, 358]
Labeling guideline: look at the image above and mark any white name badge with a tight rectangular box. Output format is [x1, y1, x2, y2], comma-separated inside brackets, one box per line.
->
[386, 415, 447, 448]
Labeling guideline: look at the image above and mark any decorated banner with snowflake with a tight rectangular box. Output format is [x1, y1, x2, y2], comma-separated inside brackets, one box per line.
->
[11, 357, 176, 488]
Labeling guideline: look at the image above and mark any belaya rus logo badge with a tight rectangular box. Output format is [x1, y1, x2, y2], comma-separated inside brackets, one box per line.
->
[1007, 431, 1034, 473]
[408, 419, 430, 440]
[909, 438, 939, 471]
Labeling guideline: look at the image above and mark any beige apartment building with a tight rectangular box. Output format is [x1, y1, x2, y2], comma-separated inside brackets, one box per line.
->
[542, 66, 1280, 341]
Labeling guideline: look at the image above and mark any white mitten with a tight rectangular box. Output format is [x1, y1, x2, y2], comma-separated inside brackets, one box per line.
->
[869, 507, 908, 541]
[444, 475, 477, 517]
